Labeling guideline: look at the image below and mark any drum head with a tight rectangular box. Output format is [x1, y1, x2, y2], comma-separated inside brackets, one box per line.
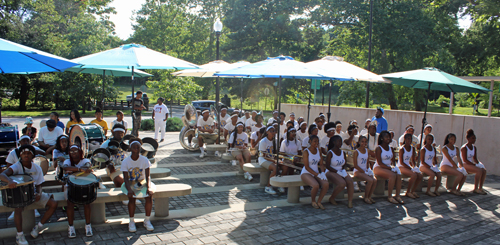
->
[69, 124, 88, 157]
[33, 156, 49, 175]
[92, 148, 110, 163]
[0, 175, 34, 189]
[142, 138, 158, 151]
[68, 173, 98, 185]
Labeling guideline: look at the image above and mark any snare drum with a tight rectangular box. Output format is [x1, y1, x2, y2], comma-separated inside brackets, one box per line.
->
[33, 155, 49, 175]
[66, 173, 99, 205]
[0, 126, 19, 144]
[69, 124, 105, 157]
[0, 175, 35, 208]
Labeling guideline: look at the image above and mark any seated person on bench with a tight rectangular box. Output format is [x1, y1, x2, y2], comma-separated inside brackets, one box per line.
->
[198, 110, 218, 158]
[37, 119, 63, 154]
[0, 145, 58, 245]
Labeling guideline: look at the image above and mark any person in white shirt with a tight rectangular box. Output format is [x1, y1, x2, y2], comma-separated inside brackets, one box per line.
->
[417, 124, 436, 148]
[289, 112, 299, 129]
[6, 135, 45, 166]
[245, 111, 257, 132]
[250, 114, 264, 133]
[296, 117, 304, 130]
[267, 110, 279, 124]
[258, 126, 278, 194]
[38, 119, 63, 153]
[63, 145, 95, 238]
[280, 126, 302, 175]
[320, 122, 336, 155]
[296, 122, 308, 143]
[152, 98, 169, 142]
[389, 130, 399, 150]
[334, 121, 347, 139]
[315, 116, 327, 140]
[363, 121, 379, 165]
[111, 111, 128, 134]
[302, 124, 319, 150]
[343, 125, 359, 150]
[122, 138, 155, 233]
[197, 110, 218, 158]
[228, 122, 252, 181]
[0, 145, 58, 244]
[218, 107, 230, 129]
[359, 119, 371, 136]
[398, 124, 419, 147]
[224, 114, 239, 142]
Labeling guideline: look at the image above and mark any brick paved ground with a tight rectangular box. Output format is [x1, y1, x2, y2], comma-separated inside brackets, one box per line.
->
[2, 131, 500, 244]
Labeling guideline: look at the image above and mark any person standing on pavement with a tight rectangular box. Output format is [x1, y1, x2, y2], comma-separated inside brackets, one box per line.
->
[371, 107, 388, 134]
[131, 91, 146, 137]
[152, 97, 169, 142]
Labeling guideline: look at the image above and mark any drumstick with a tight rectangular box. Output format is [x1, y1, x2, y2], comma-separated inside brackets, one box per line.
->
[75, 165, 99, 177]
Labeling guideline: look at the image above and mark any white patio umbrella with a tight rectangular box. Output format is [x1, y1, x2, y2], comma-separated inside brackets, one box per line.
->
[172, 60, 250, 78]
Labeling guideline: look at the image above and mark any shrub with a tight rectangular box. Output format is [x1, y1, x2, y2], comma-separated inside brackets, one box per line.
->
[140, 119, 154, 131]
[436, 95, 450, 105]
[166, 117, 183, 131]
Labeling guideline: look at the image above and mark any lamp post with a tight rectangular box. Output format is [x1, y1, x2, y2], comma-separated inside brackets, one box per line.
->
[214, 18, 223, 143]
[365, 0, 374, 108]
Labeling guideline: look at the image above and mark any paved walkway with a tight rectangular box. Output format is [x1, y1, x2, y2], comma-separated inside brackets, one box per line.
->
[2, 132, 500, 244]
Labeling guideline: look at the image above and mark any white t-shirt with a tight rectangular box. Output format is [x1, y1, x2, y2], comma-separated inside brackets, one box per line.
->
[228, 132, 248, 147]
[363, 133, 379, 151]
[197, 117, 214, 131]
[302, 136, 311, 149]
[38, 126, 63, 145]
[9, 162, 44, 186]
[320, 136, 331, 151]
[153, 104, 169, 121]
[280, 139, 301, 155]
[359, 128, 368, 136]
[121, 155, 151, 181]
[250, 131, 259, 141]
[258, 137, 275, 165]
[6, 146, 43, 165]
[317, 127, 327, 140]
[52, 149, 68, 161]
[224, 122, 237, 135]
[111, 119, 128, 130]
[251, 124, 264, 133]
[245, 118, 256, 129]
[62, 158, 91, 168]
[296, 130, 308, 143]
[219, 114, 230, 128]
[343, 134, 359, 150]
[267, 117, 278, 124]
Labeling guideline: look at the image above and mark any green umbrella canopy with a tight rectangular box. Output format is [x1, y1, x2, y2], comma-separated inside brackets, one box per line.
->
[382, 67, 490, 93]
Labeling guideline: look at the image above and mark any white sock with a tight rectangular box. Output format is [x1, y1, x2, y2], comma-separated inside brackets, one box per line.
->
[38, 222, 43, 228]
[129, 217, 134, 223]
[17, 232, 23, 236]
[69, 225, 74, 229]
[145, 216, 150, 222]
[200, 147, 205, 154]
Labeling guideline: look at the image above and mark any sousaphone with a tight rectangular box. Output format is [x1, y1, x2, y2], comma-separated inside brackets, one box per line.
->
[179, 104, 200, 151]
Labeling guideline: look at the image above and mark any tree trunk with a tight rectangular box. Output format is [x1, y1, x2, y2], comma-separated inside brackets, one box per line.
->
[33, 80, 39, 107]
[414, 89, 424, 111]
[386, 84, 398, 110]
[18, 76, 28, 111]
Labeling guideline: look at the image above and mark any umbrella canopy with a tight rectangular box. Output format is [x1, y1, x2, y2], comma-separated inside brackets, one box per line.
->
[216, 56, 351, 80]
[307, 56, 390, 83]
[65, 67, 153, 77]
[72, 43, 199, 70]
[0, 38, 79, 74]
[173, 60, 250, 78]
[382, 67, 490, 93]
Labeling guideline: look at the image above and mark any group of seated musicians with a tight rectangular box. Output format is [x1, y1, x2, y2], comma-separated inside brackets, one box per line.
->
[252, 111, 487, 209]
[0, 135, 155, 244]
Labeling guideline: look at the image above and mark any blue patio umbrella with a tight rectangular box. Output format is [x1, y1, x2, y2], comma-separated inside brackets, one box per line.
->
[216, 56, 351, 171]
[0, 38, 78, 74]
[72, 43, 199, 103]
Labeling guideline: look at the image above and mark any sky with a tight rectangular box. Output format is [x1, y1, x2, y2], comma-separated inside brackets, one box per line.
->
[108, 0, 473, 41]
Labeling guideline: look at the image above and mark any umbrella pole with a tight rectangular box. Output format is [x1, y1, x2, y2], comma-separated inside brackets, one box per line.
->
[419, 82, 432, 149]
[102, 70, 105, 110]
[131, 67, 135, 107]
[307, 88, 311, 125]
[276, 77, 282, 176]
[327, 80, 332, 123]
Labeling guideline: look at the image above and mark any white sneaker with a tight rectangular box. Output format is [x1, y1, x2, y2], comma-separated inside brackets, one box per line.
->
[279, 187, 286, 193]
[354, 182, 360, 192]
[99, 182, 106, 189]
[34, 210, 40, 218]
[30, 224, 41, 238]
[360, 181, 366, 187]
[143, 220, 154, 231]
[122, 200, 129, 205]
[215, 151, 220, 157]
[300, 186, 305, 191]
[68, 226, 76, 238]
[85, 224, 93, 237]
[244, 172, 253, 181]
[265, 186, 276, 195]
[129, 221, 137, 233]
[16, 233, 28, 245]
[135, 199, 141, 205]
[8, 211, 14, 220]
[199, 152, 205, 158]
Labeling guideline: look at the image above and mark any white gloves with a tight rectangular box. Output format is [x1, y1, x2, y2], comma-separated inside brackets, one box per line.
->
[337, 169, 348, 178]
[365, 168, 374, 177]
[411, 167, 421, 173]
[430, 166, 441, 173]
[318, 172, 328, 181]
[391, 167, 401, 175]
[458, 167, 468, 176]
[476, 162, 485, 169]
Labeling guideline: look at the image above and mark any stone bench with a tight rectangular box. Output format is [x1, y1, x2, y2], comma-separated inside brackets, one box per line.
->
[41, 168, 171, 187]
[205, 144, 228, 154]
[221, 153, 235, 163]
[270, 173, 362, 203]
[243, 162, 269, 187]
[0, 183, 191, 233]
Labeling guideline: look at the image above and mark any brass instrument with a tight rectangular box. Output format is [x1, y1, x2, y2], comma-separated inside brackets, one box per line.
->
[259, 151, 302, 170]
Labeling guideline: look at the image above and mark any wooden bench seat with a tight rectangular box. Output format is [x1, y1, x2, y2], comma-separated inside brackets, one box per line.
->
[0, 183, 191, 233]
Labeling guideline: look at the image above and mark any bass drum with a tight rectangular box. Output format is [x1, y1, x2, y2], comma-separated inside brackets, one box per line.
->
[69, 124, 105, 157]
[179, 126, 199, 151]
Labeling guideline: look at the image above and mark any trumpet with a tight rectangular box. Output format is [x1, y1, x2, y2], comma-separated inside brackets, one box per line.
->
[259, 152, 302, 170]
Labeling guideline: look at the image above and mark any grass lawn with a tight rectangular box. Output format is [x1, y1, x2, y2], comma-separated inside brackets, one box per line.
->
[1, 110, 152, 118]
[115, 83, 157, 101]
